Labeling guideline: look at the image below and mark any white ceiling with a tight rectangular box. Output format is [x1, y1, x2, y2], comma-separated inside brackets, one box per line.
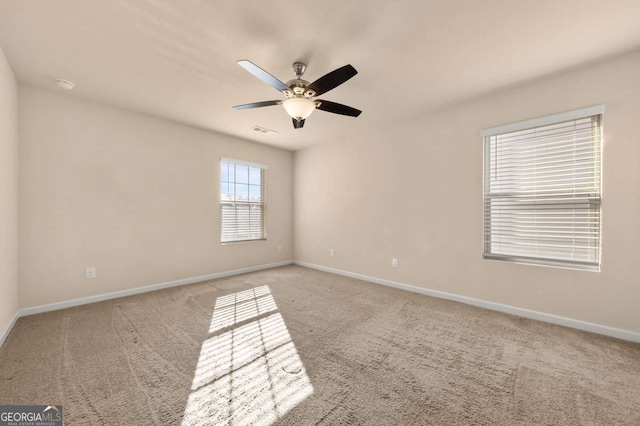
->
[1, 0, 640, 150]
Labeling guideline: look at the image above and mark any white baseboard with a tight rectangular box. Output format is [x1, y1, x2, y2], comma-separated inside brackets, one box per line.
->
[0, 310, 20, 348]
[19, 260, 293, 318]
[5, 259, 639, 346]
[294, 261, 640, 344]
[0, 260, 293, 348]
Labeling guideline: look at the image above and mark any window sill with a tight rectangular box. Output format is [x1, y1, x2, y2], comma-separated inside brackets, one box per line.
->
[483, 254, 600, 272]
[221, 238, 267, 246]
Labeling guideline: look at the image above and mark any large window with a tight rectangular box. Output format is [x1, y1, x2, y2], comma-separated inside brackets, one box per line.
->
[482, 106, 603, 270]
[220, 158, 267, 243]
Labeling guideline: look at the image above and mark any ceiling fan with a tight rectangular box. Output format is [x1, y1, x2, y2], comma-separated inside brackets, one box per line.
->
[233, 60, 361, 129]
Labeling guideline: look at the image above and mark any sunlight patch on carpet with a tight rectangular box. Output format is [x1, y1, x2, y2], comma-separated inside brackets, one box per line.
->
[182, 286, 313, 426]
[209, 285, 277, 333]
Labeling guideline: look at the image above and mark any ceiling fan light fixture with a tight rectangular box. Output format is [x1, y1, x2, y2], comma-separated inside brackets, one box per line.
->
[282, 97, 316, 120]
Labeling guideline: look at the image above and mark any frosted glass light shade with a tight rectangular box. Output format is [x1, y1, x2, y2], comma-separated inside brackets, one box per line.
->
[282, 98, 316, 120]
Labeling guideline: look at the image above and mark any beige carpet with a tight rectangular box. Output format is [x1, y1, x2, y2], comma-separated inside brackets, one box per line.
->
[1, 265, 639, 425]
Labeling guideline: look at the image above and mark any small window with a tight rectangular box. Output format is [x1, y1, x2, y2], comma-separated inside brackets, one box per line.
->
[482, 106, 603, 270]
[220, 158, 267, 243]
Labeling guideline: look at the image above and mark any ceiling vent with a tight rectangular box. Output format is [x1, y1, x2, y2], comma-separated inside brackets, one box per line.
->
[251, 125, 278, 134]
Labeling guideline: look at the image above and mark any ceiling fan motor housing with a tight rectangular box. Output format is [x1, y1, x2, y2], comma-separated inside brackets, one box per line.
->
[284, 79, 311, 97]
[284, 62, 317, 98]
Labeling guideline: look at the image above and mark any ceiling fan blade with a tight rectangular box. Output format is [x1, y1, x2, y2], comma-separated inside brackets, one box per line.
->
[293, 118, 305, 129]
[237, 60, 288, 92]
[306, 64, 357, 96]
[316, 100, 361, 117]
[233, 100, 282, 110]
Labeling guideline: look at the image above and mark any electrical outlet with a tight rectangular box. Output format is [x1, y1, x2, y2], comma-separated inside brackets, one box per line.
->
[86, 267, 96, 279]
[392, 258, 399, 268]
[277, 245, 282, 252]
[329, 248, 335, 257]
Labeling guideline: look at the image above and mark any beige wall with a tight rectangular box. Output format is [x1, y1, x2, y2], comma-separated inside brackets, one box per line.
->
[19, 85, 293, 308]
[0, 46, 19, 335]
[294, 49, 640, 333]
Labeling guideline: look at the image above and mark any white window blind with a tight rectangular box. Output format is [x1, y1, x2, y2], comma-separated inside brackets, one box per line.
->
[482, 106, 603, 270]
[220, 158, 267, 243]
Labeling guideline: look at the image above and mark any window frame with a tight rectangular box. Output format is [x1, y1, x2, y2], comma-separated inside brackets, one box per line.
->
[219, 157, 268, 244]
[481, 105, 604, 271]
